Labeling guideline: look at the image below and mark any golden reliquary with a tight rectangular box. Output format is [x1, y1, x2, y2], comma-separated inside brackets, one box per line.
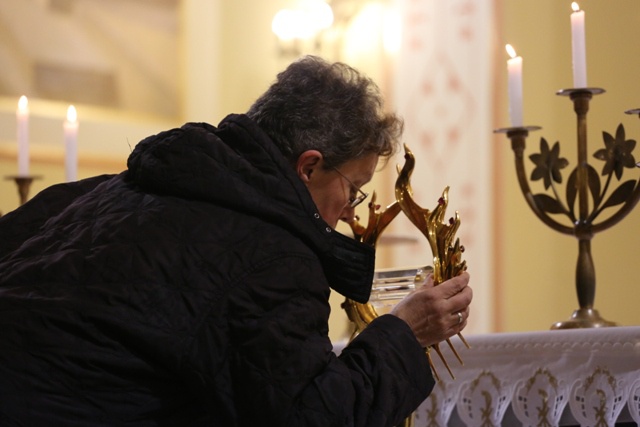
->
[342, 144, 469, 383]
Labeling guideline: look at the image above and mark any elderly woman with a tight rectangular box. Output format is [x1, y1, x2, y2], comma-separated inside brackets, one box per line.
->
[0, 56, 471, 426]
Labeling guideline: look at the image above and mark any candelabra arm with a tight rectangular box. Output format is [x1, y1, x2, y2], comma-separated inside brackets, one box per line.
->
[591, 180, 640, 234]
[509, 129, 574, 235]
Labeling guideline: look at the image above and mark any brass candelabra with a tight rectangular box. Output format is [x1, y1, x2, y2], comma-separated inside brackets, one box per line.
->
[495, 87, 640, 329]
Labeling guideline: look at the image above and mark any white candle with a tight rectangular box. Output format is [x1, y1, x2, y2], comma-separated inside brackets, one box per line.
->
[571, 2, 587, 88]
[64, 105, 79, 182]
[506, 44, 523, 127]
[16, 95, 29, 176]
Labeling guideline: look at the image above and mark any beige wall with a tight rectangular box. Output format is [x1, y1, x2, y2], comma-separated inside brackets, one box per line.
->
[1, 0, 639, 341]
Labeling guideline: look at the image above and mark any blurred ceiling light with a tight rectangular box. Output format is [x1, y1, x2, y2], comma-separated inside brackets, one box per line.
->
[383, 6, 401, 54]
[272, 0, 334, 41]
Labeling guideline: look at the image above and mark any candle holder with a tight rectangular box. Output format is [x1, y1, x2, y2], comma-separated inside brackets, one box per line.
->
[5, 175, 42, 206]
[495, 87, 640, 329]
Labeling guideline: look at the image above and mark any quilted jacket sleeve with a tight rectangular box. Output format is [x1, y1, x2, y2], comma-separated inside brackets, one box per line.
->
[185, 252, 433, 427]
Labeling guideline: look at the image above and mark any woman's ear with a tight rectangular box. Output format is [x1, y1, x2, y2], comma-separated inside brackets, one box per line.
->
[296, 150, 323, 183]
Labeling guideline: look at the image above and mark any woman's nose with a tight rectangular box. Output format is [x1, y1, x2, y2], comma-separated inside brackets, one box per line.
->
[339, 205, 356, 223]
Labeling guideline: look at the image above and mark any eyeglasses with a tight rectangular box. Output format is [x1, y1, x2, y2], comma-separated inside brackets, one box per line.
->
[332, 167, 369, 209]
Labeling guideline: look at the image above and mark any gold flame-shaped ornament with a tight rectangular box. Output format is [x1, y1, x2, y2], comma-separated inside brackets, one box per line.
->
[394, 144, 469, 381]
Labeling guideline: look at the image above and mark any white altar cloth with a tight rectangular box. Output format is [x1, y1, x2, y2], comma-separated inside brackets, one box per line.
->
[335, 326, 640, 426]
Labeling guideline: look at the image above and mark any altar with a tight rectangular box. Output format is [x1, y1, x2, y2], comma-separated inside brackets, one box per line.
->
[336, 326, 640, 426]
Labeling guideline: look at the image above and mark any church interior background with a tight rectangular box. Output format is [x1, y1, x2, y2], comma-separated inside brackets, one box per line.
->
[1, 0, 639, 368]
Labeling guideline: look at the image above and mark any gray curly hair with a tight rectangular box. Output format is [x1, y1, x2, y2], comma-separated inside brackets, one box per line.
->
[247, 55, 403, 169]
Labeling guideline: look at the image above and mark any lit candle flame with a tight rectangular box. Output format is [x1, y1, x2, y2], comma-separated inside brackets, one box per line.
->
[18, 95, 28, 112]
[66, 105, 77, 123]
[572, 2, 580, 12]
[505, 44, 517, 59]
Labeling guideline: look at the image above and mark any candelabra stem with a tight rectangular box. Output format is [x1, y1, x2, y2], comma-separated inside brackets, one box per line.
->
[551, 231, 617, 328]
[552, 88, 616, 329]
[575, 238, 595, 308]
[572, 90, 591, 221]
[552, 217, 616, 328]
[5, 175, 42, 206]
[16, 177, 33, 205]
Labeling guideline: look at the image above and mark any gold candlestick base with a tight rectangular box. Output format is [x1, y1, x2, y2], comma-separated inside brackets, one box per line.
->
[551, 308, 618, 330]
[5, 175, 42, 206]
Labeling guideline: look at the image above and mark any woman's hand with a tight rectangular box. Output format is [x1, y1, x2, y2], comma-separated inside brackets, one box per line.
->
[390, 272, 472, 348]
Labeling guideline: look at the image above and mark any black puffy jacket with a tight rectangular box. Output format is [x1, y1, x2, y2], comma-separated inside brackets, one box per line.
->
[0, 114, 433, 426]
